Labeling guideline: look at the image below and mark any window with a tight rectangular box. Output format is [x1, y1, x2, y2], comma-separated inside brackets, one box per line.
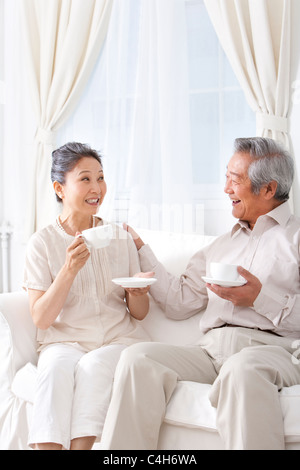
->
[187, 0, 255, 188]
[58, 0, 255, 235]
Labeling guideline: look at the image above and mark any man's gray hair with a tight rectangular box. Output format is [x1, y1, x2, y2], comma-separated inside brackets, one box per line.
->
[234, 137, 294, 201]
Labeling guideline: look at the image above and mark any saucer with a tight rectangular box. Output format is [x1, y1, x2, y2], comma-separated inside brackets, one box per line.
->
[112, 277, 157, 288]
[202, 276, 246, 288]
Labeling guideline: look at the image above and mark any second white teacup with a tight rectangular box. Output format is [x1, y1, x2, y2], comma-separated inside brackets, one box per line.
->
[81, 224, 113, 249]
[210, 262, 239, 282]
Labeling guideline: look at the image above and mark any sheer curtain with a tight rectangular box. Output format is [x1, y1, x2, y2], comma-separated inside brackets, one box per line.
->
[125, 0, 194, 232]
[20, 0, 113, 235]
[59, 0, 195, 233]
[204, 0, 291, 149]
[57, 0, 256, 235]
[57, 0, 142, 224]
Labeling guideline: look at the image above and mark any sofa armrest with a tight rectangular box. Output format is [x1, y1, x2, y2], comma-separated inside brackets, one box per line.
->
[0, 291, 38, 379]
[0, 292, 37, 450]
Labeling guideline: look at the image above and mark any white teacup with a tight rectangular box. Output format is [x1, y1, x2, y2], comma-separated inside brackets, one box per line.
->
[210, 262, 239, 282]
[81, 224, 113, 249]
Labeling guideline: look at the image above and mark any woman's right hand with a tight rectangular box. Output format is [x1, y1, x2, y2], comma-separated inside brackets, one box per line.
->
[123, 223, 145, 251]
[29, 233, 90, 330]
[64, 233, 90, 275]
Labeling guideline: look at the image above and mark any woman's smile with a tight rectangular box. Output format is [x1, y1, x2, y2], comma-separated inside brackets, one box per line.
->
[85, 197, 100, 206]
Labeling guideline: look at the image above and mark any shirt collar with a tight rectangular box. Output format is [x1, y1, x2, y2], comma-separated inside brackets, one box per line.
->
[266, 200, 292, 226]
[231, 201, 292, 238]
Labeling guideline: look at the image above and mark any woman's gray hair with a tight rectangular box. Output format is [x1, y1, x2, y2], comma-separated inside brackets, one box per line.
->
[51, 142, 103, 202]
[234, 137, 294, 201]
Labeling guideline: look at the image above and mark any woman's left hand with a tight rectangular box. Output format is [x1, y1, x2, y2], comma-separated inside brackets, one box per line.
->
[124, 272, 154, 320]
[124, 271, 155, 296]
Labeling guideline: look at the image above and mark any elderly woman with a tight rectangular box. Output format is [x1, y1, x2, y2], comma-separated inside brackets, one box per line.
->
[23, 142, 151, 450]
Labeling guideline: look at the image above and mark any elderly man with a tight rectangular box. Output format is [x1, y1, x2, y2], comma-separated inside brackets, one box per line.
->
[101, 137, 300, 450]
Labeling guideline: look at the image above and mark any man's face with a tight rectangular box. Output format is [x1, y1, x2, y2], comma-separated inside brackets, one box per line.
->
[224, 152, 270, 230]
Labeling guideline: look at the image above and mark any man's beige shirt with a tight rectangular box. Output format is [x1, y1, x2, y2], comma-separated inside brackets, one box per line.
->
[139, 202, 300, 338]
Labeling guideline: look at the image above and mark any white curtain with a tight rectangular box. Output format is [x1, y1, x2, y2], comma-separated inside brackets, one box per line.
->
[58, 0, 195, 233]
[204, 0, 291, 149]
[20, 0, 113, 235]
[125, 0, 194, 232]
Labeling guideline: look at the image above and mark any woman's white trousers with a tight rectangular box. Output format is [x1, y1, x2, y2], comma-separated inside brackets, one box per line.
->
[28, 342, 126, 449]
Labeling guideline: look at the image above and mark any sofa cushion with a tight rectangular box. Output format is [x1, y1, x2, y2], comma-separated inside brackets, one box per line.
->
[164, 381, 300, 442]
[137, 229, 215, 277]
[11, 362, 37, 404]
[141, 299, 203, 345]
[12, 362, 300, 444]
[165, 381, 217, 431]
[279, 385, 300, 441]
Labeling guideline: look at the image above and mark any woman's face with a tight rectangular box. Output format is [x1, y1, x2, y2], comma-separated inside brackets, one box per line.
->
[57, 157, 107, 216]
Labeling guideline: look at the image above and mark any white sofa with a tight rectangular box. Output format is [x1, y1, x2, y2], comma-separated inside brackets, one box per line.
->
[1, 229, 300, 450]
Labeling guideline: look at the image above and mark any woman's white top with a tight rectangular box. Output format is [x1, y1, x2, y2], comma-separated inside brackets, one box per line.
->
[23, 217, 149, 351]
